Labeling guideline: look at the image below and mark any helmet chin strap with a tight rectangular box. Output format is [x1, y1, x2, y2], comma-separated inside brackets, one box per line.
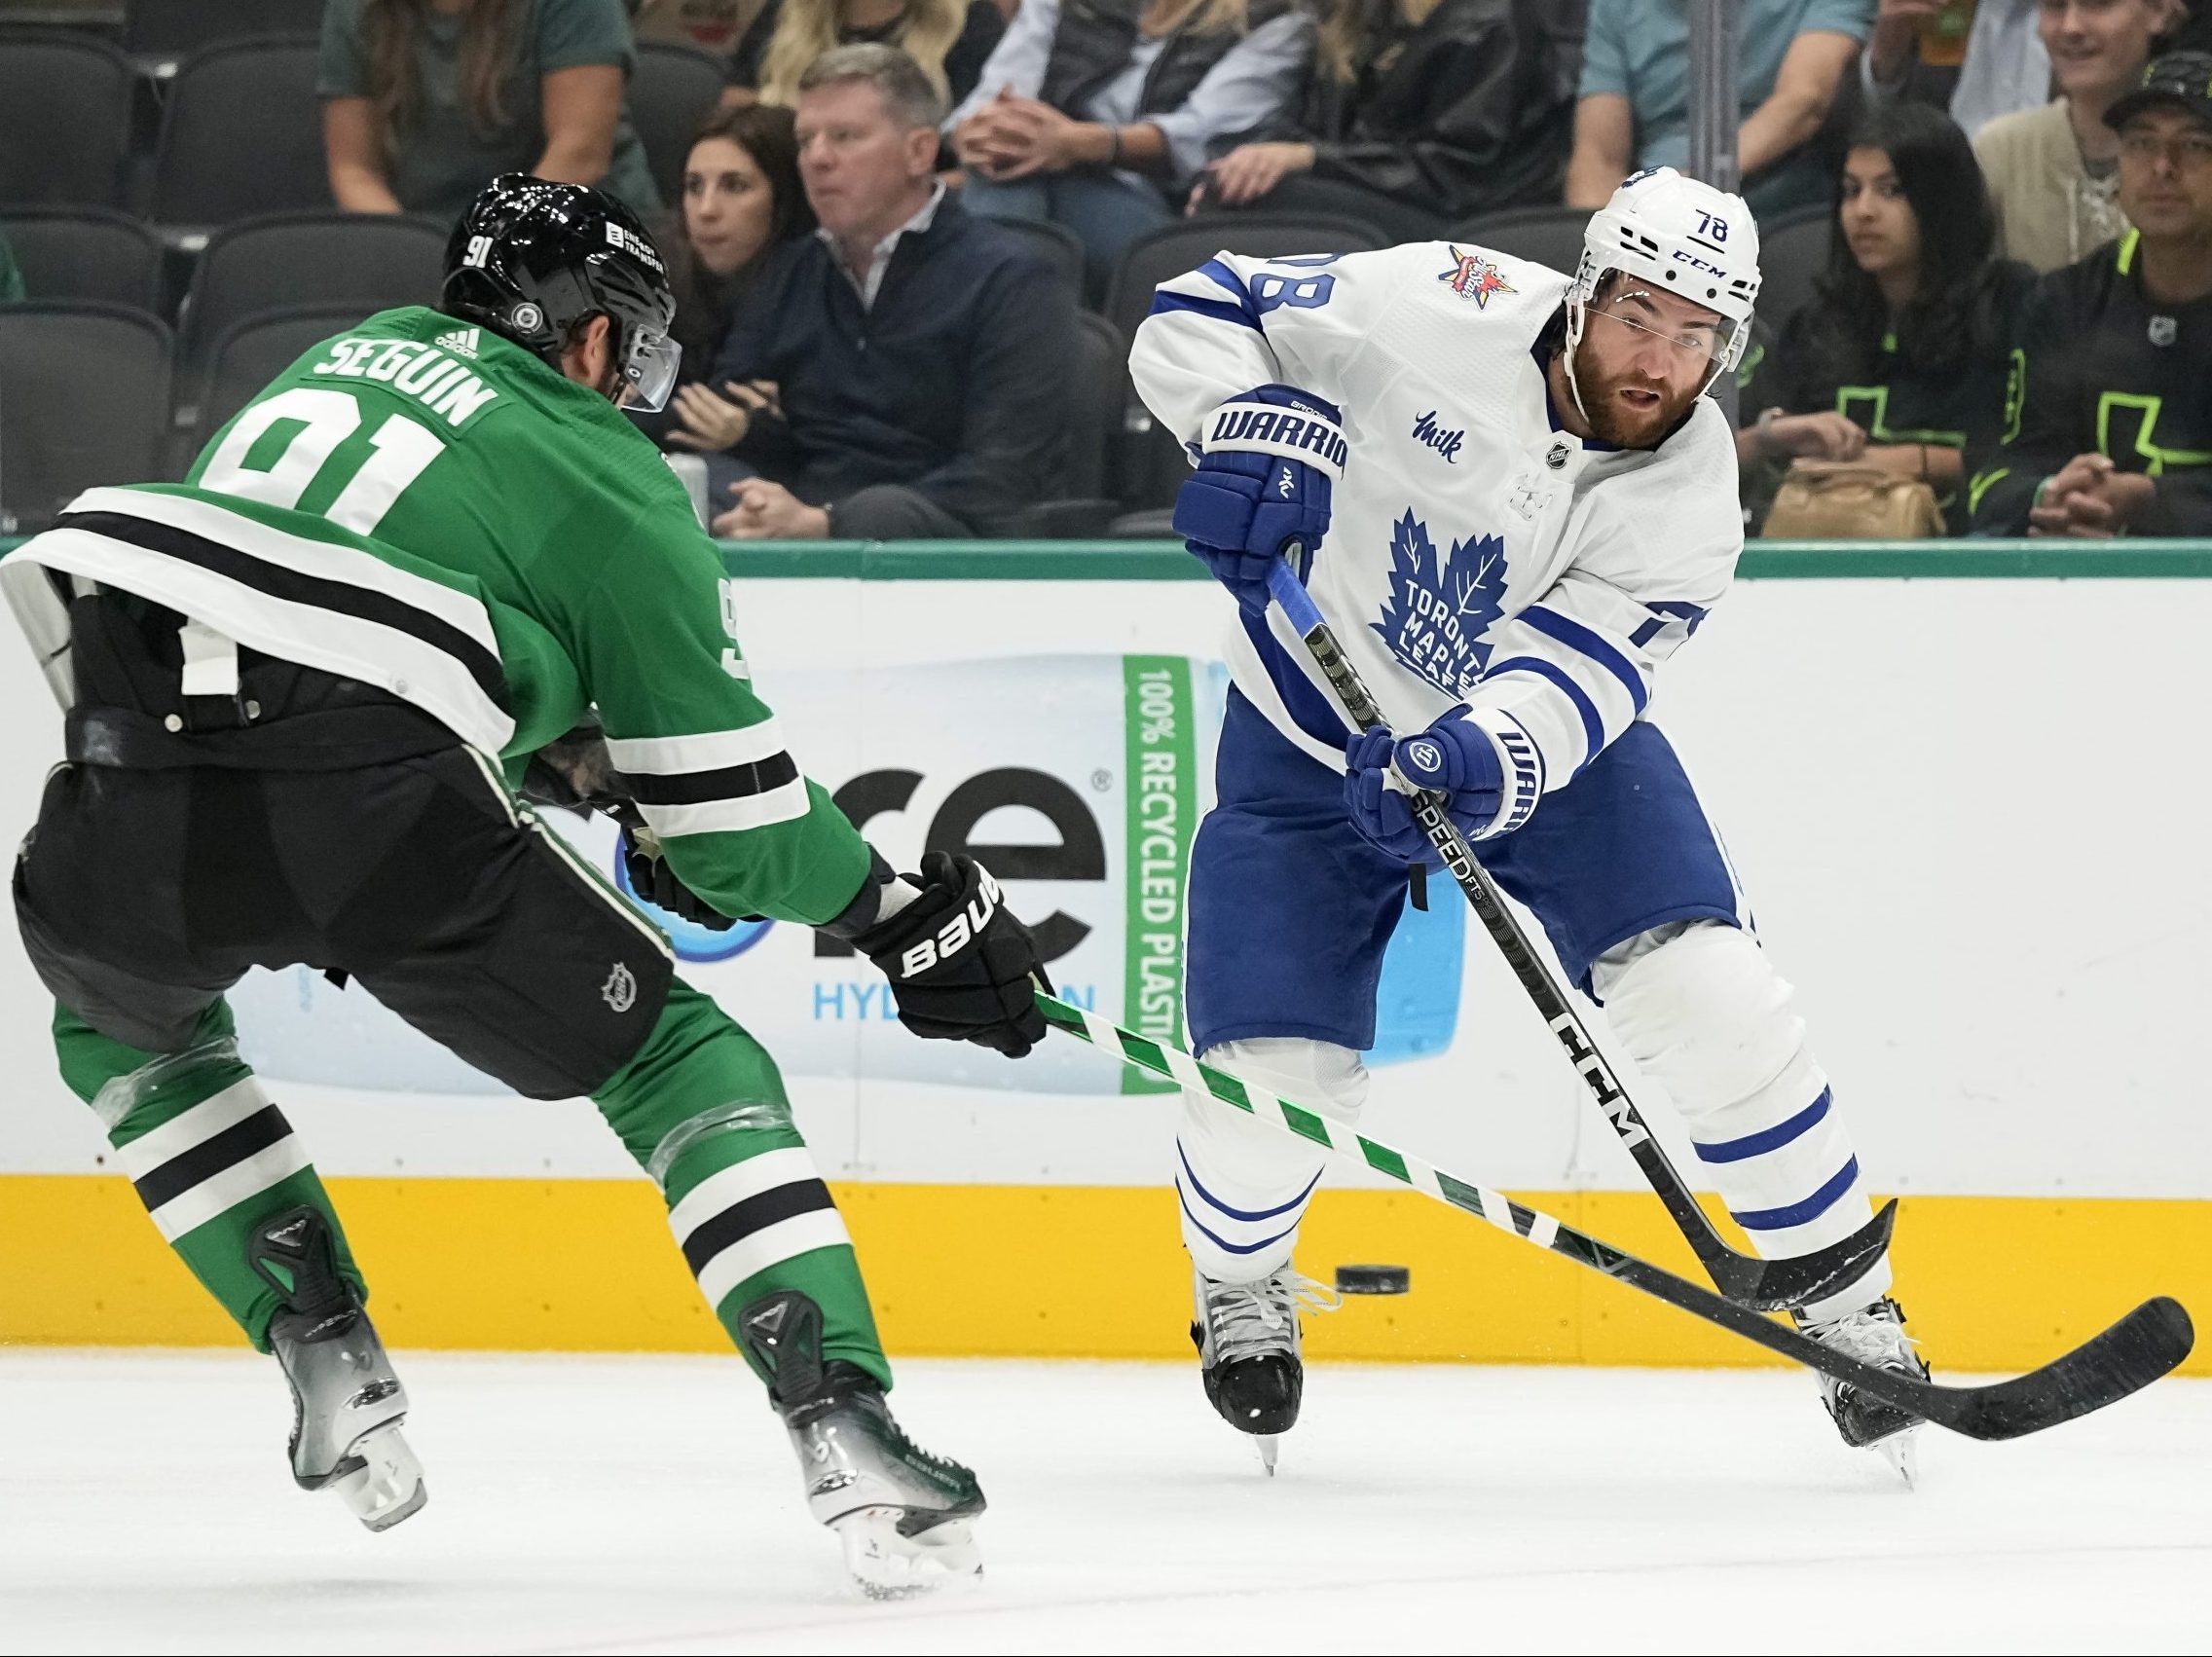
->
[1562, 295, 1596, 429]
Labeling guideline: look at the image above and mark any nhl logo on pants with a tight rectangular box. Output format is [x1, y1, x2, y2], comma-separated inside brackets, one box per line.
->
[601, 962, 638, 1013]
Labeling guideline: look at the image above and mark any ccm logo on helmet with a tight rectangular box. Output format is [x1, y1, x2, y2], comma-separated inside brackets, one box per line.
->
[1672, 249, 1730, 278]
[605, 220, 666, 274]
[898, 865, 1005, 978]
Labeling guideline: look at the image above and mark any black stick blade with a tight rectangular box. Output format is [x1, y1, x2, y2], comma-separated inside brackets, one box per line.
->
[1712, 1198, 1900, 1312]
[1927, 1297, 2195, 1442]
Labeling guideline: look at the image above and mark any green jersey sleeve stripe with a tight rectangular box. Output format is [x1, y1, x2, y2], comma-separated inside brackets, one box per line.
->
[606, 719, 789, 774]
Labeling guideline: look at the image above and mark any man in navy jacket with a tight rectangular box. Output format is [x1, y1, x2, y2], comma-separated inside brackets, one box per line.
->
[705, 43, 1077, 540]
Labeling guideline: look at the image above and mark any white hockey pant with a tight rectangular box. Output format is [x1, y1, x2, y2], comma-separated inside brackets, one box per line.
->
[1175, 919, 1890, 1322]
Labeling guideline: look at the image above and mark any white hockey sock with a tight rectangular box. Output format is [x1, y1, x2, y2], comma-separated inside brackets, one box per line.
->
[1175, 1037, 1368, 1283]
[1597, 922, 1891, 1320]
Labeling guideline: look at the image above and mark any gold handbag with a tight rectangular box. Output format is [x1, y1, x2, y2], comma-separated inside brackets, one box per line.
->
[1759, 460, 1947, 539]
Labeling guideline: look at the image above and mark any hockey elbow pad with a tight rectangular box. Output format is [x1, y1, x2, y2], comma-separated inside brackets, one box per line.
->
[1172, 385, 1346, 614]
[850, 851, 1052, 1058]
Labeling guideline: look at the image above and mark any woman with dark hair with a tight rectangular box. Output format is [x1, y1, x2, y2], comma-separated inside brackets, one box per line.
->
[320, 0, 661, 219]
[1738, 100, 2035, 530]
[651, 102, 816, 456]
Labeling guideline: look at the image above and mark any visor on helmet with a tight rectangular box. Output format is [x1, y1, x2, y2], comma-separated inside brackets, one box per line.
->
[619, 327, 682, 412]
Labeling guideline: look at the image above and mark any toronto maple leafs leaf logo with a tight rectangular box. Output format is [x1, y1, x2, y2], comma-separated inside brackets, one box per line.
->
[1371, 510, 1508, 696]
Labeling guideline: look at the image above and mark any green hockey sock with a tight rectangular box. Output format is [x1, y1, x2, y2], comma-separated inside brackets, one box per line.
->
[595, 982, 889, 1391]
[55, 1001, 360, 1351]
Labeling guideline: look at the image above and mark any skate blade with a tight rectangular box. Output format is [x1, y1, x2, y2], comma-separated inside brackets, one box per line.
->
[1256, 1435, 1280, 1477]
[1875, 1431, 1920, 1491]
[329, 1422, 427, 1532]
[831, 1507, 982, 1601]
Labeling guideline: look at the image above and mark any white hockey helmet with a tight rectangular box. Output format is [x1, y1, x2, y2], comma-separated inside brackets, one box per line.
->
[1566, 167, 1762, 409]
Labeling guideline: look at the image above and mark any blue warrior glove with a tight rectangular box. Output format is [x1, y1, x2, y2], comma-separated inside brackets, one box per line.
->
[1170, 384, 1348, 615]
[1344, 709, 1507, 864]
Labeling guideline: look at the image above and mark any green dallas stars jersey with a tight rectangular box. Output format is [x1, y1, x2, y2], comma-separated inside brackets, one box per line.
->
[5, 305, 869, 925]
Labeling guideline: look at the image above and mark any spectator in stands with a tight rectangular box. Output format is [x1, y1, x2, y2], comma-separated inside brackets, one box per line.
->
[1188, 0, 1581, 242]
[725, 0, 1005, 111]
[1738, 103, 2034, 530]
[1861, 0, 2050, 140]
[1569, 0, 1875, 221]
[320, 0, 662, 221]
[641, 103, 814, 461]
[1971, 50, 2212, 535]
[701, 44, 1076, 538]
[947, 0, 1313, 298]
[1972, 0, 2181, 271]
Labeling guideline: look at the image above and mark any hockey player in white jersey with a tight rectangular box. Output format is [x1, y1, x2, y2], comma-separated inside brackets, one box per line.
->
[1129, 167, 1928, 1473]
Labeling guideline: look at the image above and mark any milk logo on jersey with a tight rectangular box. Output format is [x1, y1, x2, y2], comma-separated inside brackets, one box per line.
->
[433, 327, 481, 360]
[1411, 410, 1464, 463]
[1437, 246, 1514, 309]
[1371, 511, 1508, 697]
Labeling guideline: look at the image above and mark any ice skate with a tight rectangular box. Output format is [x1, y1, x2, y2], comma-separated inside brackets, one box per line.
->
[740, 1290, 983, 1599]
[1799, 1297, 1927, 1486]
[1191, 1266, 1340, 1473]
[249, 1206, 425, 1531]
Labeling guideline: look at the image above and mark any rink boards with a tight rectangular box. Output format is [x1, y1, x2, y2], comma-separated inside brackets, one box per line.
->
[4, 539, 2211, 1374]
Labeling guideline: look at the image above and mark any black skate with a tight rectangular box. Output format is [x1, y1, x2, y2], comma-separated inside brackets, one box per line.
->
[739, 1290, 983, 1598]
[1190, 1266, 1340, 1474]
[247, 1206, 424, 1531]
[1799, 1297, 1928, 1486]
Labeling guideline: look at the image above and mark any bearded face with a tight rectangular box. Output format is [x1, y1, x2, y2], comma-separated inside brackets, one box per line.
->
[1570, 278, 1728, 449]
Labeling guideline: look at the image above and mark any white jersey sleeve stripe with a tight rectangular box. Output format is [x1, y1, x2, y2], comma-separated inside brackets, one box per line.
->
[606, 720, 788, 776]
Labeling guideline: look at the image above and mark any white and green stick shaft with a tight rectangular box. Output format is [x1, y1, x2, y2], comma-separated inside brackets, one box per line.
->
[1035, 988, 2194, 1442]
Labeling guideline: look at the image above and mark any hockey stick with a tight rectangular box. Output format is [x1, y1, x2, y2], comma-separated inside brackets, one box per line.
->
[1040, 989, 2194, 1441]
[1264, 555, 1894, 1315]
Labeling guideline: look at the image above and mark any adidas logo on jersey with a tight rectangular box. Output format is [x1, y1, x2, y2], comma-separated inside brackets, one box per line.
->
[433, 327, 481, 359]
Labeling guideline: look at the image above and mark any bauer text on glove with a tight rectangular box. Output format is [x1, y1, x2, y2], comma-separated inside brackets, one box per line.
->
[842, 850, 1052, 1058]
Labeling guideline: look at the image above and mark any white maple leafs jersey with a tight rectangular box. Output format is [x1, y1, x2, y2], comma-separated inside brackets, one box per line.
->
[1129, 240, 1743, 825]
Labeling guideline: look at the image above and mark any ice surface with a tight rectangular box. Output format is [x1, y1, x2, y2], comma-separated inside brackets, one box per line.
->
[2, 1349, 2207, 1654]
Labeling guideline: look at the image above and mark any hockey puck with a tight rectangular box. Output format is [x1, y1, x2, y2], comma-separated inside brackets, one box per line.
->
[1334, 1264, 1410, 1296]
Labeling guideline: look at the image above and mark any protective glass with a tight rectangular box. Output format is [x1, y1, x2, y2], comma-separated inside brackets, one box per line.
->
[621, 329, 682, 412]
[1587, 290, 1733, 374]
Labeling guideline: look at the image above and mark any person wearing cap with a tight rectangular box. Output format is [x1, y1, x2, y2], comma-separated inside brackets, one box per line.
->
[1970, 49, 2212, 535]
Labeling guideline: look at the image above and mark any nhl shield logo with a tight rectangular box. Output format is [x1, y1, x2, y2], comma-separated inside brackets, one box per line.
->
[601, 962, 638, 1013]
[2150, 313, 2179, 348]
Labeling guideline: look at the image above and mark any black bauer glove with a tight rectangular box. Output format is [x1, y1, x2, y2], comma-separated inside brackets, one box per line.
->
[851, 851, 1051, 1057]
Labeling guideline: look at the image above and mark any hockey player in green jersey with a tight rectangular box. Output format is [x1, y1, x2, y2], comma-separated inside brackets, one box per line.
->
[0, 175, 1049, 1596]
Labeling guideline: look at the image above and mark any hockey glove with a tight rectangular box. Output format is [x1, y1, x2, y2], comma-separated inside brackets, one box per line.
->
[850, 850, 1051, 1058]
[1344, 710, 1506, 864]
[618, 823, 739, 932]
[1172, 384, 1347, 615]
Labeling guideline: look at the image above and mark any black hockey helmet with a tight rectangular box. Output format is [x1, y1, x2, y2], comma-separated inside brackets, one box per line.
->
[442, 173, 682, 411]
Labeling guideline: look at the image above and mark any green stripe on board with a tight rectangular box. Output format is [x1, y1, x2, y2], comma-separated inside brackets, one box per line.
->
[1121, 655, 1198, 1094]
[9, 537, 2212, 580]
